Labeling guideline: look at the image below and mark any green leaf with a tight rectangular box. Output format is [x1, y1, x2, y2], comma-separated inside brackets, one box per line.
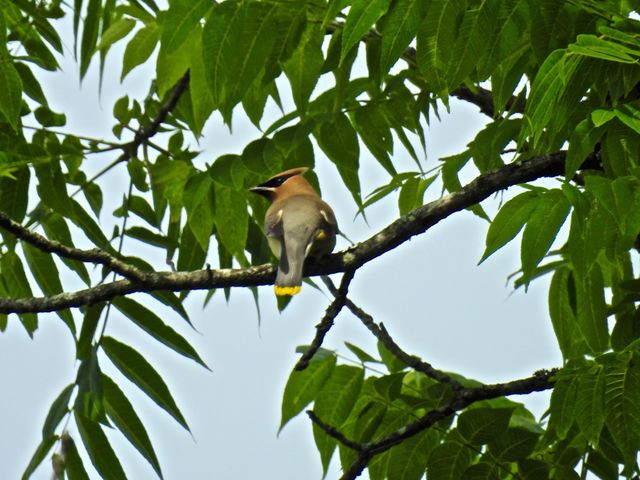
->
[177, 220, 207, 271]
[213, 183, 248, 259]
[548, 267, 585, 359]
[520, 189, 570, 284]
[101, 336, 190, 431]
[566, 118, 604, 180]
[379, 0, 421, 75]
[416, 0, 466, 96]
[97, 17, 136, 51]
[575, 264, 609, 355]
[76, 303, 103, 361]
[491, 42, 529, 115]
[569, 34, 638, 63]
[70, 199, 111, 249]
[352, 104, 395, 174]
[341, 0, 391, 64]
[42, 212, 91, 285]
[344, 341, 379, 364]
[458, 408, 513, 445]
[604, 354, 640, 465]
[283, 25, 324, 115]
[102, 374, 163, 478]
[112, 297, 207, 368]
[35, 160, 73, 216]
[42, 383, 74, 439]
[63, 435, 90, 480]
[549, 369, 579, 439]
[79, 0, 102, 79]
[575, 364, 605, 444]
[147, 291, 192, 325]
[0, 166, 29, 223]
[75, 411, 127, 480]
[22, 243, 74, 332]
[0, 50, 23, 131]
[0, 251, 37, 335]
[202, 1, 278, 121]
[22, 435, 57, 480]
[184, 171, 215, 251]
[188, 27, 215, 135]
[161, 0, 211, 54]
[122, 23, 159, 80]
[312, 365, 364, 474]
[387, 429, 439, 480]
[488, 427, 539, 461]
[280, 354, 336, 432]
[377, 341, 406, 373]
[427, 441, 474, 480]
[480, 191, 538, 263]
[315, 114, 361, 205]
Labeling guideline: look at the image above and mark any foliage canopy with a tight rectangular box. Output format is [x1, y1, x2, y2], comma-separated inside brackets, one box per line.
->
[2, 0, 640, 478]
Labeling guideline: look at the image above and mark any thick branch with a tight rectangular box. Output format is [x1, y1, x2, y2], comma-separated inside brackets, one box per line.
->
[0, 212, 146, 282]
[0, 151, 594, 314]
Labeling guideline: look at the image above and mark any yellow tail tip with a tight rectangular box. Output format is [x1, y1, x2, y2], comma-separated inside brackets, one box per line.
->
[275, 285, 302, 296]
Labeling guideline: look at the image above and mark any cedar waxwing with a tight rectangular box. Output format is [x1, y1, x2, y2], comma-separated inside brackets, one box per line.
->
[250, 167, 338, 296]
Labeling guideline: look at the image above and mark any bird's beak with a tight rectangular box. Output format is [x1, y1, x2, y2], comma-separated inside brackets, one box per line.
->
[249, 185, 273, 198]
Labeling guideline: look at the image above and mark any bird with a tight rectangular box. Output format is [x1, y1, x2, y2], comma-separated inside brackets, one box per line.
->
[249, 167, 338, 296]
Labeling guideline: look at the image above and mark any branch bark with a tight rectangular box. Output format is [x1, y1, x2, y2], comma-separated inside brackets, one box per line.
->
[308, 368, 557, 480]
[0, 151, 595, 314]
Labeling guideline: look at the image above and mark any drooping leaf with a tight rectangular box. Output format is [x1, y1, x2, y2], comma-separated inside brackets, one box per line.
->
[387, 429, 439, 480]
[161, 0, 211, 55]
[41, 383, 74, 439]
[22, 243, 74, 331]
[427, 441, 475, 480]
[341, 0, 391, 64]
[314, 114, 361, 205]
[520, 189, 570, 284]
[283, 24, 324, 115]
[604, 354, 640, 465]
[379, 0, 422, 76]
[112, 297, 207, 367]
[101, 336, 190, 431]
[280, 354, 336, 432]
[75, 411, 127, 480]
[122, 23, 159, 80]
[102, 374, 164, 478]
[458, 408, 513, 445]
[488, 427, 539, 462]
[312, 365, 364, 474]
[480, 191, 538, 263]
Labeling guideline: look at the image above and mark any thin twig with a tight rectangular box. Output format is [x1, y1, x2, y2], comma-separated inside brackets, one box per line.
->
[307, 410, 364, 452]
[295, 270, 356, 371]
[345, 297, 463, 390]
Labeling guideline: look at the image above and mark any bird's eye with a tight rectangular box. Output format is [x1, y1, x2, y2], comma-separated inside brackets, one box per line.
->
[265, 176, 288, 188]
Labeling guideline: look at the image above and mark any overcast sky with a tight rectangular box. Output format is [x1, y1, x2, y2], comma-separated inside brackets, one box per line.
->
[0, 12, 562, 480]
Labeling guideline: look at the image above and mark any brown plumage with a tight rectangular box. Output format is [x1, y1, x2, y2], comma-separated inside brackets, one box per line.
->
[249, 167, 337, 296]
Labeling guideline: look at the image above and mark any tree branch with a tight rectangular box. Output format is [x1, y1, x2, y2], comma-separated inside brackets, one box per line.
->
[327, 22, 517, 117]
[343, 296, 463, 390]
[295, 270, 356, 371]
[318, 368, 558, 480]
[118, 71, 191, 164]
[0, 211, 147, 282]
[0, 151, 596, 314]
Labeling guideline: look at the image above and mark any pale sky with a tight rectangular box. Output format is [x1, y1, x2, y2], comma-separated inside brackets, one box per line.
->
[0, 12, 561, 480]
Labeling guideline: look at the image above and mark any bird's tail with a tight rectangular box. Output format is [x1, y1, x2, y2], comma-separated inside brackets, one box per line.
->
[274, 239, 306, 296]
